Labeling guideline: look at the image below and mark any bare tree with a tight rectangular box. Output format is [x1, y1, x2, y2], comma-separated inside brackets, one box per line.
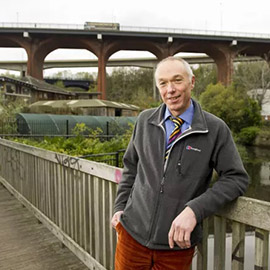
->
[233, 60, 270, 108]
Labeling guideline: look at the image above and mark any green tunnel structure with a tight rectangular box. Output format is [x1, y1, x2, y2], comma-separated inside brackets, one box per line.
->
[16, 113, 136, 136]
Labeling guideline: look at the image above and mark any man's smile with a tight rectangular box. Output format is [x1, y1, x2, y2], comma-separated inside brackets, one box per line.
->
[168, 95, 181, 101]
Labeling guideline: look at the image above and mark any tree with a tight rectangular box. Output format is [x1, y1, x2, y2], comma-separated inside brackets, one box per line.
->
[0, 71, 19, 79]
[199, 83, 261, 133]
[50, 70, 74, 79]
[53, 80, 65, 89]
[233, 61, 270, 108]
[106, 67, 156, 109]
[0, 94, 27, 134]
[75, 71, 97, 81]
[192, 64, 217, 98]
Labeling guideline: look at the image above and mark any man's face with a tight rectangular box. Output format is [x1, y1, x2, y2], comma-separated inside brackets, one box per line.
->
[155, 60, 195, 117]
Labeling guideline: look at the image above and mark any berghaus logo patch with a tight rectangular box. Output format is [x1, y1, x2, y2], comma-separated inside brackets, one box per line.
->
[186, 145, 201, 152]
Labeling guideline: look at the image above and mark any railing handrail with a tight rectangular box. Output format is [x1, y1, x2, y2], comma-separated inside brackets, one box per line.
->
[0, 138, 121, 183]
[78, 149, 125, 159]
[217, 196, 270, 232]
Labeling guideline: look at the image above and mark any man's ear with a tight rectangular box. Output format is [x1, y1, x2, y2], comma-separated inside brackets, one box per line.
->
[191, 75, 195, 89]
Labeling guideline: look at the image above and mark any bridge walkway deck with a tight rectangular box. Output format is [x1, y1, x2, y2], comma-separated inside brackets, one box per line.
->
[0, 183, 89, 270]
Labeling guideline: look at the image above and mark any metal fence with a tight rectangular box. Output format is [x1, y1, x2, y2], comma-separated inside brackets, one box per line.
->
[0, 119, 123, 139]
[79, 150, 126, 168]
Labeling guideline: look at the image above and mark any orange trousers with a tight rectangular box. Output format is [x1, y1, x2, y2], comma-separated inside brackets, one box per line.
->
[115, 222, 194, 270]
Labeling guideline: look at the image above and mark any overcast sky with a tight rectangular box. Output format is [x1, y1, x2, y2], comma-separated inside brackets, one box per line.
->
[2, 0, 270, 33]
[1, 0, 270, 75]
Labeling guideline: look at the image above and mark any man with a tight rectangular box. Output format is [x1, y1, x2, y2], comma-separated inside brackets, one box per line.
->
[111, 56, 249, 270]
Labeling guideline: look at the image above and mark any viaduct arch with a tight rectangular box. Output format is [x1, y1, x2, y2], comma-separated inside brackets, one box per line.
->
[1, 27, 270, 99]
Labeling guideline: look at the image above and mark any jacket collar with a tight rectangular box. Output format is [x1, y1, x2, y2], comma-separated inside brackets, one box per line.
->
[147, 99, 208, 133]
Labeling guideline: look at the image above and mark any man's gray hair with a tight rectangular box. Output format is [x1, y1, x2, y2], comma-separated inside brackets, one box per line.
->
[155, 56, 194, 82]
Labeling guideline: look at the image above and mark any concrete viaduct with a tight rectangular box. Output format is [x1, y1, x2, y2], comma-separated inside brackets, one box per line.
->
[1, 23, 270, 99]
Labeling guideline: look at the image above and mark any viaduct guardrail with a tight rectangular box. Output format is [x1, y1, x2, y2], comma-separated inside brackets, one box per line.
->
[1, 22, 270, 39]
[0, 138, 269, 270]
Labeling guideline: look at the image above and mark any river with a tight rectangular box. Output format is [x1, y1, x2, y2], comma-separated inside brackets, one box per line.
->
[244, 146, 270, 202]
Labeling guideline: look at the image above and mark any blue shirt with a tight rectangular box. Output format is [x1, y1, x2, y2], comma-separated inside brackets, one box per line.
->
[163, 100, 194, 146]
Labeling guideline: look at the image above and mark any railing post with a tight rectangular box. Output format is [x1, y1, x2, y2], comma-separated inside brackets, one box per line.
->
[255, 228, 269, 270]
[106, 121, 109, 141]
[231, 221, 245, 270]
[214, 216, 226, 270]
[115, 151, 119, 168]
[197, 218, 209, 270]
[66, 120, 69, 139]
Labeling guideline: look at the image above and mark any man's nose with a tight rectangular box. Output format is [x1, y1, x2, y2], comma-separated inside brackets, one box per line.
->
[167, 82, 175, 92]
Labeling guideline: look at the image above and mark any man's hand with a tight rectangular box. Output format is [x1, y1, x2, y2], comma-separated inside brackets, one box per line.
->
[168, 206, 197, 249]
[111, 210, 123, 229]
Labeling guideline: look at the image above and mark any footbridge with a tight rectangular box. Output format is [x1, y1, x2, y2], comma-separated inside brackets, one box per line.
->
[0, 138, 269, 270]
[1, 22, 270, 99]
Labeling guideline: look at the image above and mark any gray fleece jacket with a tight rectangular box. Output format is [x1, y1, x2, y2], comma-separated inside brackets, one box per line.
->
[113, 100, 249, 250]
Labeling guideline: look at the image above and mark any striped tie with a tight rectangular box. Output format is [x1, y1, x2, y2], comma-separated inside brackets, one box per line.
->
[165, 117, 184, 160]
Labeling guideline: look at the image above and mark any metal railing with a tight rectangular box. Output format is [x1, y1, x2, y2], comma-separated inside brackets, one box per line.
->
[1, 22, 270, 39]
[0, 138, 269, 270]
[79, 150, 125, 168]
[0, 119, 125, 139]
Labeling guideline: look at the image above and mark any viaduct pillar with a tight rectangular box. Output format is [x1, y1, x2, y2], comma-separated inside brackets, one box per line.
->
[25, 39, 46, 80]
[208, 45, 238, 86]
[97, 51, 107, 100]
[214, 52, 235, 85]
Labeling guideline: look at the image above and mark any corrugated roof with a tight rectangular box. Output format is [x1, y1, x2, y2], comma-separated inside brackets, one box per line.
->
[29, 99, 140, 110]
[21, 76, 73, 95]
[0, 75, 74, 95]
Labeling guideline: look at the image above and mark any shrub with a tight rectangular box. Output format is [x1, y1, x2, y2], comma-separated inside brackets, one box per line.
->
[199, 83, 262, 133]
[12, 123, 134, 157]
[237, 126, 261, 145]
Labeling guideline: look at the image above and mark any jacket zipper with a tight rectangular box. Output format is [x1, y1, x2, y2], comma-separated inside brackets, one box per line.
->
[145, 124, 166, 245]
[145, 125, 208, 246]
[146, 174, 165, 246]
[160, 176, 165, 193]
[159, 122, 167, 193]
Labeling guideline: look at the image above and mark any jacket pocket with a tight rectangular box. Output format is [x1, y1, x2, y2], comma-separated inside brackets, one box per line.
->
[151, 195, 185, 245]
[122, 185, 153, 242]
[177, 160, 182, 175]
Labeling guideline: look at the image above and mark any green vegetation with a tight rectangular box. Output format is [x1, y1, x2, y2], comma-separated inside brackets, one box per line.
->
[253, 126, 270, 147]
[236, 126, 261, 145]
[2, 60, 270, 156]
[0, 94, 27, 134]
[106, 67, 159, 109]
[199, 83, 262, 133]
[50, 67, 161, 109]
[192, 64, 217, 98]
[13, 123, 133, 158]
